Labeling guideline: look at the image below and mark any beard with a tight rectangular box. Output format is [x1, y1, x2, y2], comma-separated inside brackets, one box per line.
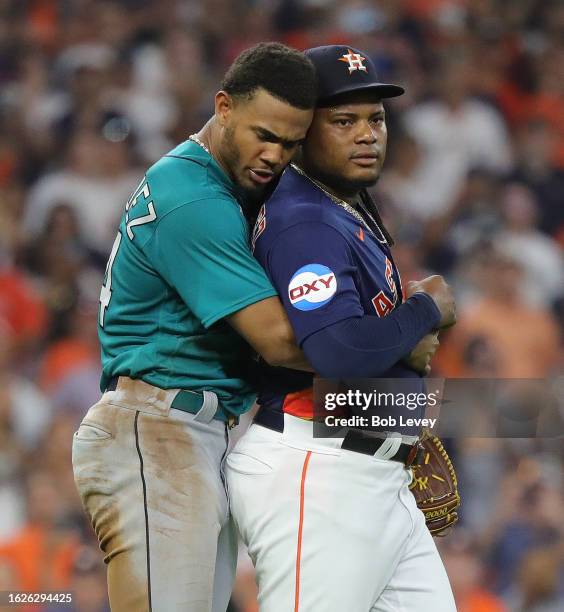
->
[221, 125, 267, 199]
[220, 125, 241, 183]
[220, 124, 274, 222]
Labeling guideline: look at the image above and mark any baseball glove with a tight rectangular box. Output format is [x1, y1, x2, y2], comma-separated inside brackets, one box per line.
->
[409, 434, 460, 536]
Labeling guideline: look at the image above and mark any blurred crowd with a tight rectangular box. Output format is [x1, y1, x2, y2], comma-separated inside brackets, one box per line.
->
[0, 0, 562, 610]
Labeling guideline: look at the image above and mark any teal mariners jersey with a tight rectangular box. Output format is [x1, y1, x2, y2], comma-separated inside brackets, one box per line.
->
[98, 140, 278, 416]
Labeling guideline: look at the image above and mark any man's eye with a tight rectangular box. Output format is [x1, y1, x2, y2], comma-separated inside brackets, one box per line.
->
[336, 119, 353, 127]
[371, 117, 385, 125]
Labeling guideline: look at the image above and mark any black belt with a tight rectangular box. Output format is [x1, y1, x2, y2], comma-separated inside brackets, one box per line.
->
[254, 407, 424, 467]
[105, 376, 237, 426]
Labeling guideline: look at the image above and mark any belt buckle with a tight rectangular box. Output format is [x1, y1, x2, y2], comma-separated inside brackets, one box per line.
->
[405, 440, 423, 468]
[227, 416, 237, 430]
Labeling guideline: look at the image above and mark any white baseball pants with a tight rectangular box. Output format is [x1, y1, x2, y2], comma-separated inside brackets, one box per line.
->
[72, 377, 237, 611]
[226, 416, 456, 612]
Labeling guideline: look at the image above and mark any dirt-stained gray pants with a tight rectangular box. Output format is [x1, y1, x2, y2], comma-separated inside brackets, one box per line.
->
[72, 377, 236, 612]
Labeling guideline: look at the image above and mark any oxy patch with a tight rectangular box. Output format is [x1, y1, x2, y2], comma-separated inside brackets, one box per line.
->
[288, 264, 337, 311]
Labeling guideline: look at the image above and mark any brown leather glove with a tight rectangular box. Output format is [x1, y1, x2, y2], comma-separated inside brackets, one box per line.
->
[409, 434, 461, 536]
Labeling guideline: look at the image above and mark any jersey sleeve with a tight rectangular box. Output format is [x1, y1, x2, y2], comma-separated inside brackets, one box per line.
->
[263, 221, 364, 345]
[145, 198, 277, 327]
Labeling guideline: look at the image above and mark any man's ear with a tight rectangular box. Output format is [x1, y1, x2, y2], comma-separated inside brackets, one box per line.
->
[215, 91, 234, 127]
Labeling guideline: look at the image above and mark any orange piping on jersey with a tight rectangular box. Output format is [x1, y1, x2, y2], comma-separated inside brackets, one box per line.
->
[295, 451, 312, 612]
[283, 387, 314, 419]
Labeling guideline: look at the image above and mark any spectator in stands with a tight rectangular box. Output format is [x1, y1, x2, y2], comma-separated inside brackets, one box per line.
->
[0, 469, 81, 592]
[39, 296, 101, 419]
[496, 183, 564, 308]
[440, 533, 507, 612]
[403, 53, 512, 219]
[442, 247, 560, 377]
[482, 456, 564, 597]
[23, 127, 141, 258]
[508, 547, 564, 612]
[0, 258, 47, 362]
[509, 119, 564, 241]
[46, 546, 109, 612]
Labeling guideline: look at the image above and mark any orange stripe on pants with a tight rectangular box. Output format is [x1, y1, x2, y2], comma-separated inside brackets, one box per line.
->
[294, 451, 312, 612]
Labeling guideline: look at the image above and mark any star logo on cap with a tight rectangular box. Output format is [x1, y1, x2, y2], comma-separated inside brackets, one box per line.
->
[338, 49, 367, 74]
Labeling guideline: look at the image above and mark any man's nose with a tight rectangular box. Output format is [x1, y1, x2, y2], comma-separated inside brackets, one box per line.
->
[355, 122, 378, 144]
[259, 143, 285, 168]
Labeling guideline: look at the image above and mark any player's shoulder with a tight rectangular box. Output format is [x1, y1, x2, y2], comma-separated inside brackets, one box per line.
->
[264, 165, 343, 232]
[146, 140, 236, 217]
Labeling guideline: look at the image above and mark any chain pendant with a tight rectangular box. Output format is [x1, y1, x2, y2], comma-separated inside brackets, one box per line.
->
[290, 164, 387, 244]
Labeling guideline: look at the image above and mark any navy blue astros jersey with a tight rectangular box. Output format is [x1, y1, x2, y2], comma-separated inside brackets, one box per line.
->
[253, 164, 423, 419]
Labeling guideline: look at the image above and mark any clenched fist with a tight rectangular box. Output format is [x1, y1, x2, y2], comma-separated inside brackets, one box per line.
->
[407, 275, 456, 329]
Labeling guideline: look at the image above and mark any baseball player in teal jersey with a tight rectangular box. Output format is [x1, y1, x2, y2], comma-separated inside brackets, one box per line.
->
[72, 43, 317, 612]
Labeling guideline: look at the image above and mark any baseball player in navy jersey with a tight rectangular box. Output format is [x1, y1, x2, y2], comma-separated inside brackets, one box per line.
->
[226, 45, 457, 611]
[71, 43, 317, 612]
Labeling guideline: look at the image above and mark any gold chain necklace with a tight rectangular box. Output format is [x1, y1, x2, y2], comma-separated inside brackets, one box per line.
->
[189, 133, 248, 215]
[189, 134, 211, 155]
[290, 163, 386, 244]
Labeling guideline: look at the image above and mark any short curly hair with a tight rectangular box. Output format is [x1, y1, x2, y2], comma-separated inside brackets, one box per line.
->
[221, 42, 317, 110]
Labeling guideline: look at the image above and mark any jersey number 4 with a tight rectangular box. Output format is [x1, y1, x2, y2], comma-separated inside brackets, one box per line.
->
[99, 178, 156, 327]
[371, 257, 398, 317]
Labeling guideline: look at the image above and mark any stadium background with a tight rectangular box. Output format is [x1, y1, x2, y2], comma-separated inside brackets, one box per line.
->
[0, 0, 562, 610]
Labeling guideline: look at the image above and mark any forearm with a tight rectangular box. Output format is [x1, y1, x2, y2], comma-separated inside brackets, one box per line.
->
[260, 320, 314, 371]
[273, 346, 315, 372]
[227, 296, 313, 371]
[302, 293, 440, 378]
